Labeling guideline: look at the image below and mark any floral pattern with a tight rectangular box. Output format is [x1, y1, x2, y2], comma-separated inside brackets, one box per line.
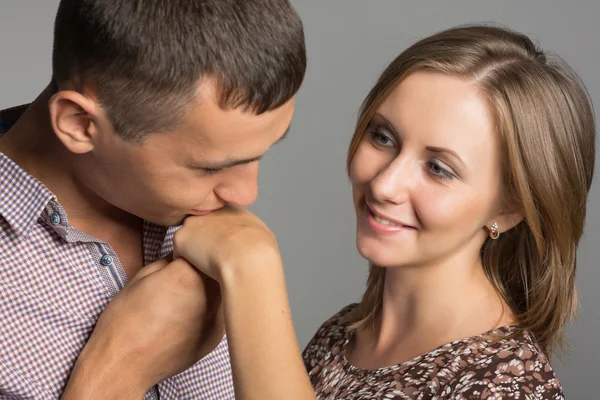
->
[303, 305, 564, 399]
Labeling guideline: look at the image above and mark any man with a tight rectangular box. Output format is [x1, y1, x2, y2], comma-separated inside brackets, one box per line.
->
[0, 0, 306, 398]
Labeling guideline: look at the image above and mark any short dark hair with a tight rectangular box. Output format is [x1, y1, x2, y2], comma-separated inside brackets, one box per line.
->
[52, 0, 306, 142]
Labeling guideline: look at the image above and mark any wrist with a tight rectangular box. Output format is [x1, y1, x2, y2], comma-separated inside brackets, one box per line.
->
[219, 247, 284, 290]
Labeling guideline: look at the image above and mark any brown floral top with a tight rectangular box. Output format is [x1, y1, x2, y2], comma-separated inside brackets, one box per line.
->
[302, 305, 565, 399]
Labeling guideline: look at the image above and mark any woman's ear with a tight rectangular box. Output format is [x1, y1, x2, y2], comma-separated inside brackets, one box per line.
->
[48, 90, 102, 154]
[487, 209, 524, 236]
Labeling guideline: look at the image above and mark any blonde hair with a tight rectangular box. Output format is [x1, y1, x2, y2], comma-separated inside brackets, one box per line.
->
[346, 25, 596, 356]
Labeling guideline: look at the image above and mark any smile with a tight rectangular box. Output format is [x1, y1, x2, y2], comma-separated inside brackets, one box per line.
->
[372, 213, 401, 226]
[364, 204, 416, 235]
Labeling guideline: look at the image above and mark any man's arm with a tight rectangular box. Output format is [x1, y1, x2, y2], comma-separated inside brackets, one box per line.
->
[1, 256, 223, 400]
[59, 257, 223, 400]
[64, 257, 224, 399]
[61, 341, 148, 400]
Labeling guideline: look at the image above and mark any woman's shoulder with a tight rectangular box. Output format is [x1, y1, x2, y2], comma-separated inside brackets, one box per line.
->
[447, 328, 565, 399]
[305, 303, 358, 347]
[302, 304, 357, 365]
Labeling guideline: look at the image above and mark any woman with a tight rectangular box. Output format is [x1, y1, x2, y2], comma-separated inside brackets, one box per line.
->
[175, 25, 595, 399]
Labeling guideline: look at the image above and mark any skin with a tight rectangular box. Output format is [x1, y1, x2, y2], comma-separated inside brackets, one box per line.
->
[0, 78, 294, 398]
[347, 71, 522, 368]
[62, 256, 226, 399]
[174, 71, 524, 398]
[0, 79, 293, 278]
[174, 205, 315, 400]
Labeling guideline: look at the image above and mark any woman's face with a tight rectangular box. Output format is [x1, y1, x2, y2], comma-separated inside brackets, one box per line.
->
[350, 70, 506, 269]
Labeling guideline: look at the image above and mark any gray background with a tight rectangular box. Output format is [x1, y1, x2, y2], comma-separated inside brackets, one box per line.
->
[1, 1, 598, 397]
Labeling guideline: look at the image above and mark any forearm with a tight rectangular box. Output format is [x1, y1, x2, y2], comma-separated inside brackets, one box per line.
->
[221, 254, 315, 400]
[62, 336, 148, 400]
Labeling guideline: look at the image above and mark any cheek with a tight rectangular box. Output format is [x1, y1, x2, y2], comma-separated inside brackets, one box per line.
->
[349, 149, 371, 207]
[349, 142, 388, 194]
[413, 185, 492, 234]
[155, 173, 216, 208]
[118, 160, 209, 209]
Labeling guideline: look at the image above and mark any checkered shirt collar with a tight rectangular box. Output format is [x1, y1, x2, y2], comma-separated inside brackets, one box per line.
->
[0, 104, 56, 237]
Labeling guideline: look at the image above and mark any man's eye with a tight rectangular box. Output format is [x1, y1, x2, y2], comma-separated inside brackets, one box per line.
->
[202, 168, 223, 176]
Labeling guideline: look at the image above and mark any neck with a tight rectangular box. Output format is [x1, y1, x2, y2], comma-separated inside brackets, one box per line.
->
[373, 245, 514, 352]
[0, 85, 139, 236]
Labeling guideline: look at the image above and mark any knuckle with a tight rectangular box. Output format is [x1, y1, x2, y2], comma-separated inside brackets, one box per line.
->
[172, 227, 186, 249]
[169, 259, 204, 290]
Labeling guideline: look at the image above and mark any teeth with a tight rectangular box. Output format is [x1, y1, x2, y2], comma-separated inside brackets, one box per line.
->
[374, 214, 400, 226]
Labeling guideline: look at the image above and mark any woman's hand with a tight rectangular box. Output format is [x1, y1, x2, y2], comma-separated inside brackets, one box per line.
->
[173, 205, 281, 284]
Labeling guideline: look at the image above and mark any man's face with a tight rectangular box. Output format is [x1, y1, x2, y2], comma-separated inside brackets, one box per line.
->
[76, 81, 295, 226]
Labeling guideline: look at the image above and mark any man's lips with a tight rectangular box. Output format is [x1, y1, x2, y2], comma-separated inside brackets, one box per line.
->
[189, 207, 222, 216]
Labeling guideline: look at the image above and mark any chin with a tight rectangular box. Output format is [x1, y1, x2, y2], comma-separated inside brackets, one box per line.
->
[356, 237, 404, 268]
[361, 254, 398, 268]
[164, 216, 186, 227]
[141, 213, 186, 227]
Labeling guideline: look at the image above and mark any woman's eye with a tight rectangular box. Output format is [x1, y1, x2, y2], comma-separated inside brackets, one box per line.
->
[367, 126, 396, 147]
[428, 160, 455, 180]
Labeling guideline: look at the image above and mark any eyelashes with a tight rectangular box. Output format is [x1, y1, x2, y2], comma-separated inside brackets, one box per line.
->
[367, 126, 396, 147]
[366, 124, 456, 181]
[427, 160, 454, 180]
[201, 168, 224, 176]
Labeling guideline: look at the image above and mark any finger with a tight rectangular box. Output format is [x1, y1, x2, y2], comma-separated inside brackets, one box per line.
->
[163, 257, 208, 286]
[130, 256, 171, 282]
[196, 308, 226, 360]
[178, 255, 220, 282]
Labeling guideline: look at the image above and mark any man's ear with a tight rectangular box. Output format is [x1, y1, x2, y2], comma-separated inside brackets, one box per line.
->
[48, 90, 102, 154]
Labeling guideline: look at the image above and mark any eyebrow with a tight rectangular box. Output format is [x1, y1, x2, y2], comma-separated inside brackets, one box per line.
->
[372, 113, 398, 136]
[425, 146, 465, 168]
[193, 125, 290, 170]
[373, 112, 465, 167]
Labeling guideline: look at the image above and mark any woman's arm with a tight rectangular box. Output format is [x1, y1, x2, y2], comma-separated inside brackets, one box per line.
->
[174, 206, 315, 400]
[220, 251, 315, 400]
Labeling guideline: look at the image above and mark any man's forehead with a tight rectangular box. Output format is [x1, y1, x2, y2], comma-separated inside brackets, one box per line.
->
[185, 124, 291, 170]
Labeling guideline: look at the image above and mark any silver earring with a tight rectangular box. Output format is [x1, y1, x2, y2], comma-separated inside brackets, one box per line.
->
[489, 223, 500, 240]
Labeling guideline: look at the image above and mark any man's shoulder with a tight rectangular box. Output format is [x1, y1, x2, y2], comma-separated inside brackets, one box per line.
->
[0, 104, 29, 135]
[0, 150, 56, 238]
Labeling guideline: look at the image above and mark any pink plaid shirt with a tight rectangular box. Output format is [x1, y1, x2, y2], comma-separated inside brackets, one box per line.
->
[0, 105, 235, 399]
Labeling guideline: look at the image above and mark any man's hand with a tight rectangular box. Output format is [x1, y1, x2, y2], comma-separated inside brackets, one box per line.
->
[62, 257, 224, 400]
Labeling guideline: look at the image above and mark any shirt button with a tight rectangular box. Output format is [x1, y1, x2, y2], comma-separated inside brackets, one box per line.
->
[100, 254, 114, 267]
[50, 212, 61, 225]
